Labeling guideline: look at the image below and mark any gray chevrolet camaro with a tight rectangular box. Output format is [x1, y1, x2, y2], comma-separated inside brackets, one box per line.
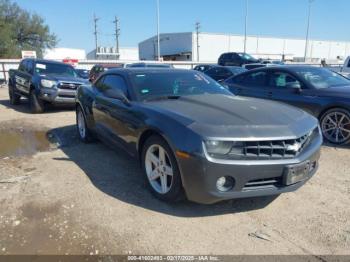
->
[75, 68, 322, 204]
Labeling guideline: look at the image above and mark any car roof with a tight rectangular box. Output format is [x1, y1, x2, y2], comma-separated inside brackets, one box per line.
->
[95, 63, 124, 68]
[244, 65, 321, 72]
[100, 68, 194, 76]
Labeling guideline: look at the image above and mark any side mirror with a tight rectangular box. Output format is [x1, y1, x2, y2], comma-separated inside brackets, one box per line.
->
[105, 89, 130, 105]
[286, 82, 301, 90]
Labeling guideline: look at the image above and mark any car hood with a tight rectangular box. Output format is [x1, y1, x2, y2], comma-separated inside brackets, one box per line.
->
[143, 94, 318, 140]
[315, 85, 350, 99]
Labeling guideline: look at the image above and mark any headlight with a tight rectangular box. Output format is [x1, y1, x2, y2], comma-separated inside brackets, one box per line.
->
[41, 79, 56, 88]
[205, 140, 232, 155]
[205, 140, 244, 156]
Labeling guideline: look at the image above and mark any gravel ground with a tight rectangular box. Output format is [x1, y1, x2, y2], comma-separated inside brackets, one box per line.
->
[0, 86, 349, 255]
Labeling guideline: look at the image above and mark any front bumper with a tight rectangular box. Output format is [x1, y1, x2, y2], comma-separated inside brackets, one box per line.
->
[39, 88, 77, 104]
[178, 135, 322, 204]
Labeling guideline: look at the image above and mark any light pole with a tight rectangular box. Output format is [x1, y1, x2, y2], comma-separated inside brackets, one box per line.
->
[244, 0, 248, 53]
[195, 22, 201, 62]
[156, 0, 161, 61]
[304, 0, 315, 62]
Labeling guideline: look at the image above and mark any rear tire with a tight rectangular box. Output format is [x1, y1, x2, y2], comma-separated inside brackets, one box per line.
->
[8, 83, 21, 105]
[29, 89, 45, 113]
[76, 105, 95, 143]
[320, 108, 350, 145]
[141, 135, 185, 203]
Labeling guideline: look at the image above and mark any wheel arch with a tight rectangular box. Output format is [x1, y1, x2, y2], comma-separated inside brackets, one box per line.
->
[137, 128, 186, 190]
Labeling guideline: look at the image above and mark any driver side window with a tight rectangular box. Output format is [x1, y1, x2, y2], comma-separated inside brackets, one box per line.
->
[96, 74, 129, 98]
[269, 72, 302, 89]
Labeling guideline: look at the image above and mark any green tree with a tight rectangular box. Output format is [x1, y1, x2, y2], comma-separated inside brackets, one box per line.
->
[0, 0, 57, 58]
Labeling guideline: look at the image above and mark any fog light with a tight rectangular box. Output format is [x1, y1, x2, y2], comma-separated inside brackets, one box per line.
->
[216, 176, 235, 192]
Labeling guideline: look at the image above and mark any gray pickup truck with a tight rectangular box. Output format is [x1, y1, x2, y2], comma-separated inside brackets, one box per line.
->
[8, 58, 88, 113]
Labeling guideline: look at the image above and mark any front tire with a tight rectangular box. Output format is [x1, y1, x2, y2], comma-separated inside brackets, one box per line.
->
[320, 108, 350, 145]
[8, 83, 21, 105]
[29, 89, 45, 113]
[76, 105, 95, 143]
[141, 135, 184, 202]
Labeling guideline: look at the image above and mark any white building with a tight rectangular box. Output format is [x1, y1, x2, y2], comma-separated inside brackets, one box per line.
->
[139, 32, 350, 63]
[86, 47, 139, 61]
[43, 48, 86, 60]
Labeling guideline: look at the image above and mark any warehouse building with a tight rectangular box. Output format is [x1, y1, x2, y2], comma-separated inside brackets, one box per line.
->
[139, 32, 350, 63]
[86, 47, 139, 61]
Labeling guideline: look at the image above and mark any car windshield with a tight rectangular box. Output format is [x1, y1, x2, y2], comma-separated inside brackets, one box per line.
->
[35, 62, 78, 77]
[130, 71, 231, 101]
[293, 68, 350, 89]
[237, 53, 257, 61]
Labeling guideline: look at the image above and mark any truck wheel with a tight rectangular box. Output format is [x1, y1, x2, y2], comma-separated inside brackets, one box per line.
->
[141, 135, 185, 203]
[8, 84, 21, 105]
[29, 90, 45, 113]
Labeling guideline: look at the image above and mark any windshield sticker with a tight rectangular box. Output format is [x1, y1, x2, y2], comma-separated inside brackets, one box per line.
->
[36, 63, 46, 69]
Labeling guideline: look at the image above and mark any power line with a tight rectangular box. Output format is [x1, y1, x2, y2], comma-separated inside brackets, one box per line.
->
[113, 16, 120, 60]
[93, 13, 99, 59]
[195, 22, 201, 62]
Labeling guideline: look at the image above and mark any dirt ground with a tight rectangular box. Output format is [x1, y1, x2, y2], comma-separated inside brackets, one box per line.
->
[0, 86, 349, 256]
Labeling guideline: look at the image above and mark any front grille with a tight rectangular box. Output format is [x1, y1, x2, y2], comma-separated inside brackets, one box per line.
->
[222, 127, 319, 160]
[243, 177, 282, 190]
[59, 82, 82, 90]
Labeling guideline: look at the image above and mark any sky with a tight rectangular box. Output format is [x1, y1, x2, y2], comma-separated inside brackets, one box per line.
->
[14, 0, 350, 52]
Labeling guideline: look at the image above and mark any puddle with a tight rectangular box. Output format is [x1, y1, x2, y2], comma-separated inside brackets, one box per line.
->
[0, 129, 53, 158]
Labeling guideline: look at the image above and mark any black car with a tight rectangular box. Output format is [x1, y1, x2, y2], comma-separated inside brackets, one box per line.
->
[243, 63, 268, 70]
[204, 66, 247, 82]
[218, 52, 259, 66]
[75, 68, 321, 204]
[193, 64, 215, 73]
[89, 63, 124, 83]
[125, 63, 173, 68]
[225, 66, 350, 144]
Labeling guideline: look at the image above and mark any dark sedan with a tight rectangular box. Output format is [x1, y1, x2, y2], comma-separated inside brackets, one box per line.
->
[225, 66, 350, 144]
[204, 66, 247, 82]
[75, 69, 322, 204]
[193, 64, 216, 73]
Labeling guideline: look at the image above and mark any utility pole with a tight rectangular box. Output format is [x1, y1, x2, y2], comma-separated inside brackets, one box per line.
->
[113, 16, 120, 60]
[93, 14, 99, 59]
[244, 0, 248, 53]
[195, 22, 201, 62]
[156, 0, 161, 61]
[304, 0, 315, 62]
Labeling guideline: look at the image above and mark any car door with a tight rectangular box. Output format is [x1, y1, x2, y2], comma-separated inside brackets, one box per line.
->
[266, 70, 319, 115]
[92, 74, 139, 154]
[227, 70, 269, 99]
[15, 60, 32, 95]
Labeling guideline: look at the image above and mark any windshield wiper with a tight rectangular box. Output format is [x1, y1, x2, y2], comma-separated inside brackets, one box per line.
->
[145, 95, 181, 101]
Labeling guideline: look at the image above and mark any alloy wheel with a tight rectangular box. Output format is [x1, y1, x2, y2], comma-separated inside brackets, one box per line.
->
[145, 144, 174, 194]
[321, 111, 350, 144]
[77, 109, 86, 139]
